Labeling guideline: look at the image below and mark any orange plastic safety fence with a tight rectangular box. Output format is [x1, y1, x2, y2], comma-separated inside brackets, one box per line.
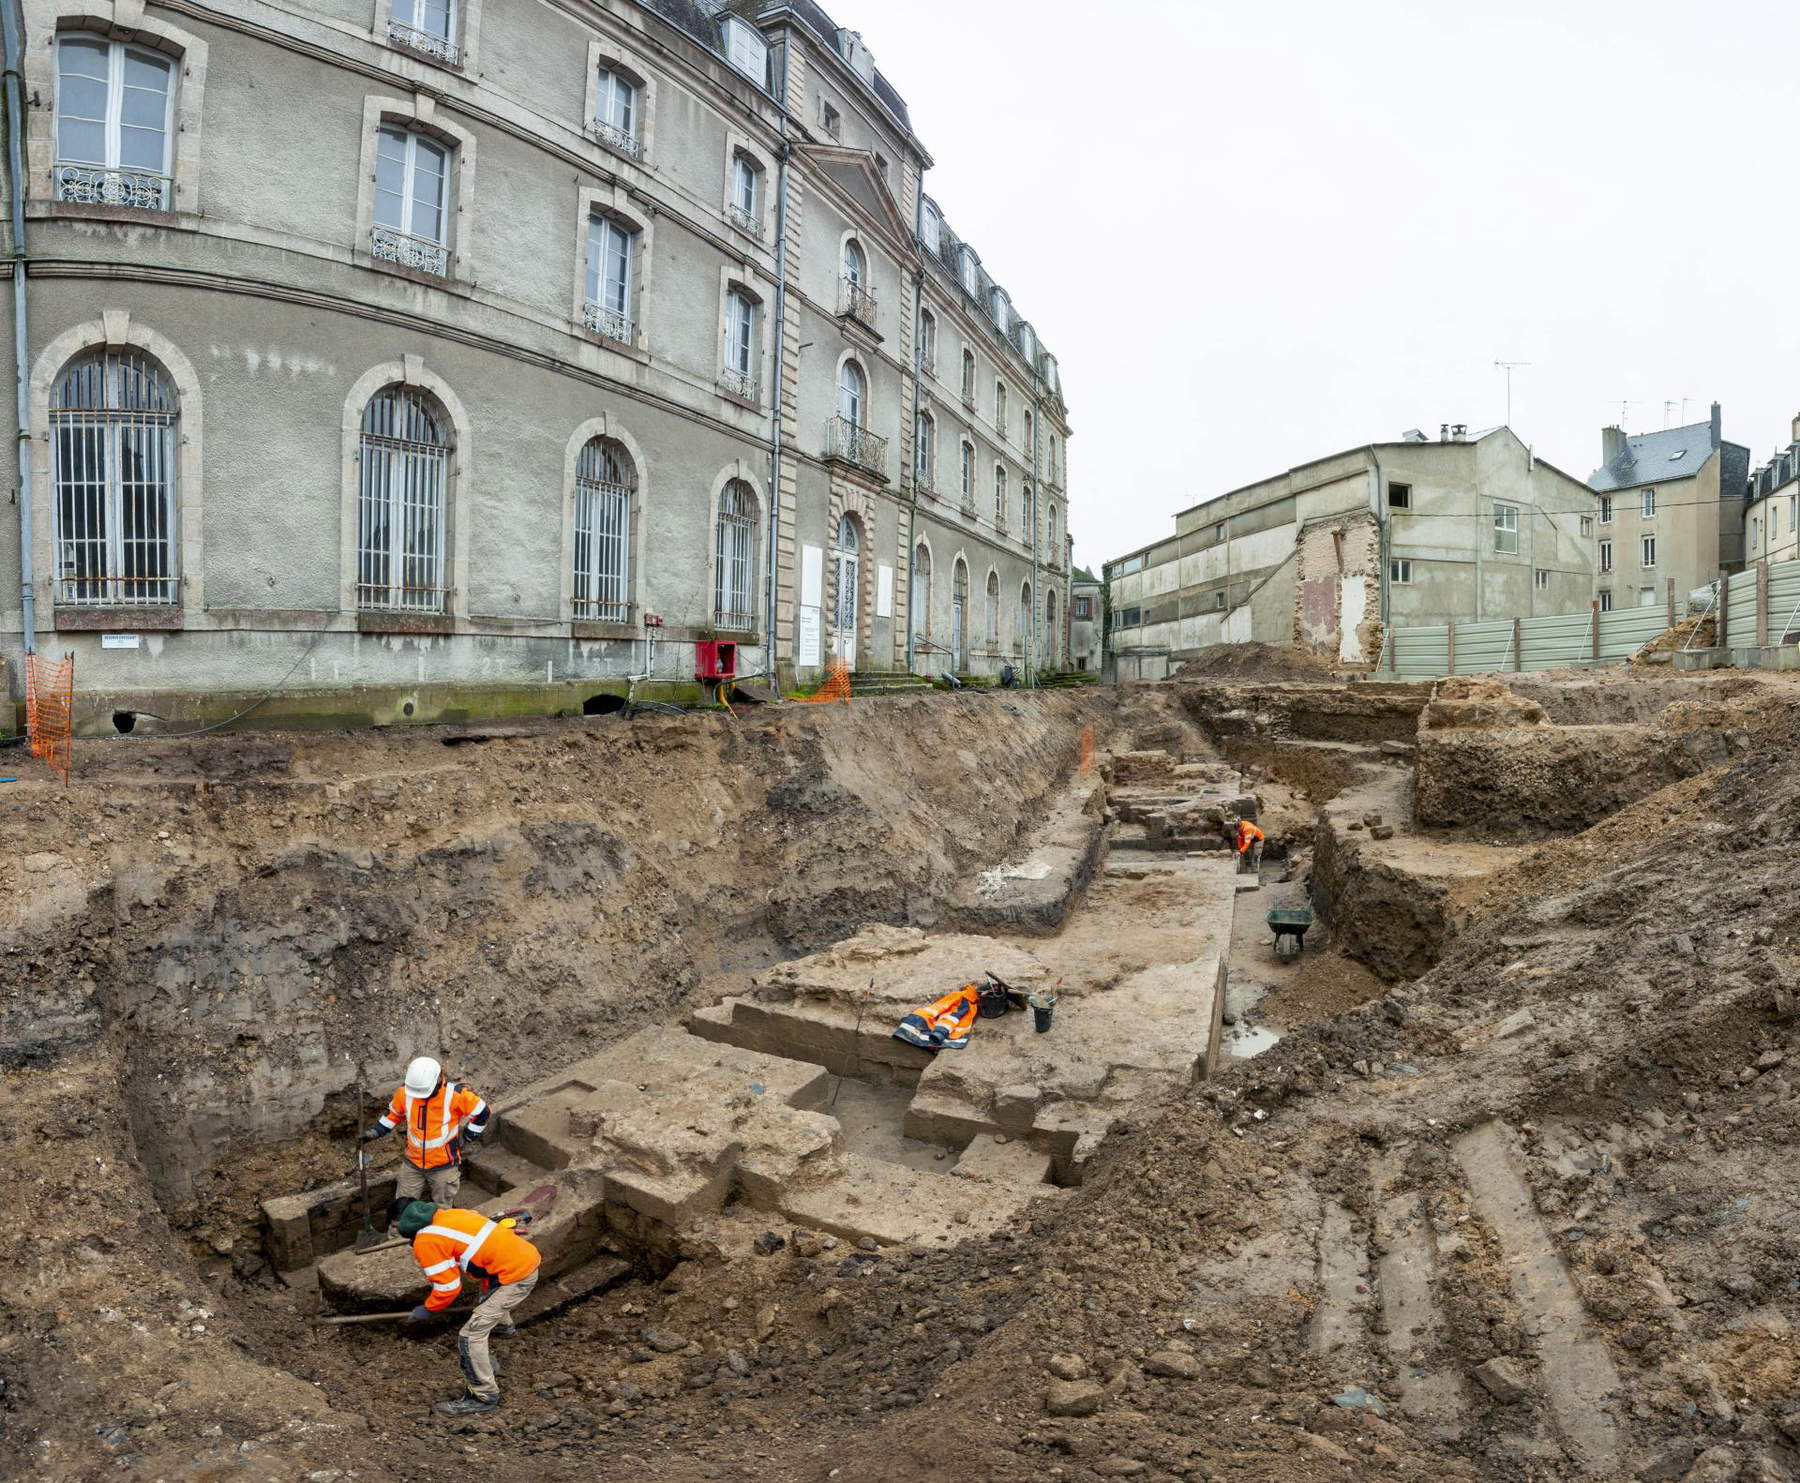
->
[25, 651, 75, 783]
[794, 656, 852, 704]
[1079, 723, 1095, 776]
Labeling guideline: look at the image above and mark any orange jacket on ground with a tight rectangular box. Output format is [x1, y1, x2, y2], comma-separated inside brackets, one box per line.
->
[1235, 820, 1266, 853]
[412, 1206, 542, 1311]
[380, 1080, 489, 1170]
[893, 984, 980, 1051]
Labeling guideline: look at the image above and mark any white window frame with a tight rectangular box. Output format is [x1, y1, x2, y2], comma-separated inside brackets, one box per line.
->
[586, 42, 654, 163]
[724, 144, 765, 238]
[52, 34, 175, 211]
[720, 284, 758, 401]
[961, 349, 976, 405]
[355, 100, 475, 283]
[837, 358, 865, 428]
[713, 476, 758, 632]
[371, 124, 451, 273]
[960, 440, 975, 507]
[1599, 495, 1612, 524]
[914, 410, 935, 487]
[986, 569, 1000, 646]
[1599, 539, 1612, 573]
[1598, 589, 1613, 612]
[387, 0, 464, 65]
[1641, 534, 1657, 568]
[1389, 558, 1412, 585]
[918, 308, 937, 375]
[585, 213, 636, 343]
[1534, 568, 1549, 591]
[594, 66, 640, 157]
[1580, 515, 1593, 536]
[994, 379, 1008, 438]
[1641, 488, 1657, 518]
[571, 436, 634, 624]
[994, 464, 1007, 527]
[355, 385, 451, 614]
[1493, 501, 1519, 555]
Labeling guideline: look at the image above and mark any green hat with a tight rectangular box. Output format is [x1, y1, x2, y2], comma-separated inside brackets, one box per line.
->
[396, 1200, 437, 1238]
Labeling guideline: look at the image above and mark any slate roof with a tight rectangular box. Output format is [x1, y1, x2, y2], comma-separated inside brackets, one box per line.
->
[1588, 422, 1717, 492]
[1072, 566, 1099, 585]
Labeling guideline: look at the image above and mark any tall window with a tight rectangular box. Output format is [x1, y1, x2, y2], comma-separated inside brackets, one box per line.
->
[994, 380, 1008, 437]
[714, 479, 756, 630]
[986, 569, 1000, 645]
[961, 349, 976, 404]
[728, 154, 760, 232]
[1641, 488, 1657, 518]
[50, 349, 178, 607]
[54, 35, 174, 210]
[389, 0, 460, 62]
[595, 67, 641, 157]
[994, 465, 1007, 527]
[1024, 410, 1034, 455]
[722, 288, 756, 398]
[573, 437, 633, 622]
[914, 411, 935, 486]
[1048, 503, 1059, 552]
[1642, 534, 1657, 568]
[1018, 581, 1032, 652]
[372, 125, 450, 274]
[1045, 587, 1058, 660]
[918, 309, 937, 373]
[585, 215, 635, 342]
[910, 542, 931, 644]
[1023, 484, 1035, 544]
[843, 238, 866, 287]
[952, 560, 968, 669]
[838, 360, 865, 427]
[1492, 502, 1519, 555]
[1599, 495, 1613, 524]
[1599, 539, 1612, 573]
[357, 386, 449, 612]
[1049, 434, 1060, 484]
[960, 441, 975, 506]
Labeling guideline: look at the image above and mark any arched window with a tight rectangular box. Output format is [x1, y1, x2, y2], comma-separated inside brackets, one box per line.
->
[914, 410, 935, 486]
[994, 464, 1007, 527]
[918, 308, 937, 373]
[960, 441, 975, 507]
[1024, 409, 1033, 453]
[986, 569, 1000, 645]
[838, 359, 865, 427]
[843, 238, 866, 287]
[910, 541, 931, 646]
[595, 66, 641, 156]
[585, 213, 636, 341]
[714, 479, 757, 631]
[1019, 581, 1033, 654]
[952, 559, 969, 670]
[573, 437, 634, 622]
[54, 34, 175, 210]
[832, 512, 860, 652]
[1045, 587, 1059, 662]
[357, 385, 450, 612]
[373, 125, 451, 272]
[50, 348, 179, 606]
[1049, 433, 1060, 484]
[1048, 502, 1059, 552]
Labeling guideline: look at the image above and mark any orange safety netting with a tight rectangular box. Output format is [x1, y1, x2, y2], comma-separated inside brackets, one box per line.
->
[25, 651, 74, 783]
[794, 657, 852, 704]
[1079, 723, 1096, 776]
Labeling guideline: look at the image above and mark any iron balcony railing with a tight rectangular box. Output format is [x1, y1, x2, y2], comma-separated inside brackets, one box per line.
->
[825, 415, 887, 475]
[725, 202, 760, 237]
[593, 119, 642, 159]
[371, 225, 448, 276]
[387, 19, 462, 65]
[838, 276, 878, 329]
[917, 349, 936, 377]
[55, 164, 170, 211]
[718, 366, 758, 403]
[583, 300, 633, 344]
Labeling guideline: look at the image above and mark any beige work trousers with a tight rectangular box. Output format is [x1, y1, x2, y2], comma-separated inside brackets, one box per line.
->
[393, 1161, 461, 1206]
[458, 1271, 538, 1399]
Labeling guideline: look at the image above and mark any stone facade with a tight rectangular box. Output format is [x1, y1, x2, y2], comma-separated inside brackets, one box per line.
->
[0, 0, 1073, 729]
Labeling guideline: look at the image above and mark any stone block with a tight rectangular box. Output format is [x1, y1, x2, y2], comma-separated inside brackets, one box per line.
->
[954, 1133, 1053, 1187]
[1472, 1356, 1530, 1404]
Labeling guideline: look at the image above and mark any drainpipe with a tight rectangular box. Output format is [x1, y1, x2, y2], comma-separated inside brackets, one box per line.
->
[1029, 368, 1042, 685]
[904, 177, 924, 677]
[1368, 445, 1387, 663]
[3, 0, 34, 657]
[763, 41, 794, 686]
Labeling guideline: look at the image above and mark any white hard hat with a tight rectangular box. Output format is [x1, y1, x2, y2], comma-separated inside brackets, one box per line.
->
[403, 1056, 442, 1097]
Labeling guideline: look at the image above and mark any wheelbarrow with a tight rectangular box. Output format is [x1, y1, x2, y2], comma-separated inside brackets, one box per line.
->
[1267, 906, 1314, 963]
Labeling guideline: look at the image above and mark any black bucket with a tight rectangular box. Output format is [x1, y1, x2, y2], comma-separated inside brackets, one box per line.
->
[1028, 992, 1057, 1033]
[978, 982, 1010, 1019]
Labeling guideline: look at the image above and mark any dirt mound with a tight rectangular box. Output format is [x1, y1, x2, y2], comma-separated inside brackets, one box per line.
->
[1175, 642, 1341, 682]
[1631, 613, 1716, 664]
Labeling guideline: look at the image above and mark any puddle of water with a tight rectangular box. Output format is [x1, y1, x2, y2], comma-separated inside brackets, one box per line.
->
[1224, 1022, 1282, 1058]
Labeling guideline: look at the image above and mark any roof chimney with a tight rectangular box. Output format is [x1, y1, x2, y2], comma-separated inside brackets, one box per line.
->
[1791, 412, 1800, 446]
[1440, 423, 1449, 442]
[1451, 423, 1468, 440]
[1710, 401, 1722, 450]
[1601, 425, 1628, 464]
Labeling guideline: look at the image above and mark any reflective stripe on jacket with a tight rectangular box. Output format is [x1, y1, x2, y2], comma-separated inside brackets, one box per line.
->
[411, 1205, 542, 1311]
[1235, 821, 1265, 853]
[893, 984, 980, 1052]
[379, 1081, 489, 1170]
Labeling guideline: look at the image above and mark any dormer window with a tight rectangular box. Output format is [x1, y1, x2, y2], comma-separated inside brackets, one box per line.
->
[721, 16, 768, 85]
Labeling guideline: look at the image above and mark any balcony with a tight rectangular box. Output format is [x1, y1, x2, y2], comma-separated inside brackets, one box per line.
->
[583, 300, 633, 345]
[838, 276, 878, 332]
[917, 350, 936, 378]
[387, 18, 462, 65]
[912, 463, 937, 499]
[371, 225, 448, 276]
[593, 119, 642, 160]
[55, 164, 170, 211]
[725, 202, 761, 237]
[717, 365, 759, 404]
[825, 416, 887, 477]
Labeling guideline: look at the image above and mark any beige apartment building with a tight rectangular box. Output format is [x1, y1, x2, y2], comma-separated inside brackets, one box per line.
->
[1585, 404, 1749, 611]
[1105, 425, 1598, 673]
[0, 0, 1073, 731]
[1745, 416, 1800, 569]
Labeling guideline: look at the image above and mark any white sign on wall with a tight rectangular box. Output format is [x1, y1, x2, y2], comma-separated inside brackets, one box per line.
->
[797, 605, 822, 666]
[876, 563, 894, 618]
[100, 633, 141, 650]
[800, 544, 824, 609]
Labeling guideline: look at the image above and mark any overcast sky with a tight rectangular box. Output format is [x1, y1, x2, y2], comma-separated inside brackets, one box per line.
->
[863, 0, 1798, 574]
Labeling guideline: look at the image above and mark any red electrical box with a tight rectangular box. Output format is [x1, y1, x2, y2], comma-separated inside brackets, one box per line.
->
[695, 639, 738, 680]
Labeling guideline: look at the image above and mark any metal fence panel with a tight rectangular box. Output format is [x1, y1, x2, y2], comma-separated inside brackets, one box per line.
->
[1596, 605, 1670, 662]
[1451, 619, 1514, 675]
[1520, 612, 1593, 671]
[1766, 560, 1800, 642]
[1392, 624, 1449, 680]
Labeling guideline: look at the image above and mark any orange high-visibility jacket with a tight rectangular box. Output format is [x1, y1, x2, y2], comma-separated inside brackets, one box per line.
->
[412, 1206, 542, 1311]
[379, 1081, 489, 1171]
[1235, 820, 1266, 853]
[893, 984, 981, 1051]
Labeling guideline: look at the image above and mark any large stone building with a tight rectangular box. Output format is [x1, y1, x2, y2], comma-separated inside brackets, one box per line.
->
[0, 0, 1072, 729]
[1744, 416, 1800, 569]
[1104, 425, 1598, 674]
[1585, 403, 1748, 611]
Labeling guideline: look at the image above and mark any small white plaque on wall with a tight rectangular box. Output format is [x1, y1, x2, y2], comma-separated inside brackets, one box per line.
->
[798, 605, 822, 665]
[801, 544, 824, 608]
[876, 563, 894, 618]
[101, 633, 141, 650]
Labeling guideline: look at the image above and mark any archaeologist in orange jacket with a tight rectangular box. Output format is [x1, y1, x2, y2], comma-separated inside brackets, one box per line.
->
[397, 1200, 541, 1416]
[360, 1057, 490, 1216]
[1233, 816, 1266, 875]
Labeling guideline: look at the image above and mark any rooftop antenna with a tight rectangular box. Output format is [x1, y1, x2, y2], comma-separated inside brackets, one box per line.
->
[1494, 360, 1530, 427]
[1663, 400, 1680, 428]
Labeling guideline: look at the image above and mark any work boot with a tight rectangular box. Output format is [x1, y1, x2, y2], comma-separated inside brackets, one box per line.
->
[435, 1392, 499, 1417]
[495, 1321, 519, 1338]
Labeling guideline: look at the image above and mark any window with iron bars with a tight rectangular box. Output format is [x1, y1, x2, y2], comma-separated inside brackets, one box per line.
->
[50, 349, 179, 607]
[572, 437, 633, 622]
[714, 479, 756, 631]
[357, 386, 449, 612]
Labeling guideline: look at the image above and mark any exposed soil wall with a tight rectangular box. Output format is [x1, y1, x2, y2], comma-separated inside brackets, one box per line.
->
[1175, 678, 1428, 746]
